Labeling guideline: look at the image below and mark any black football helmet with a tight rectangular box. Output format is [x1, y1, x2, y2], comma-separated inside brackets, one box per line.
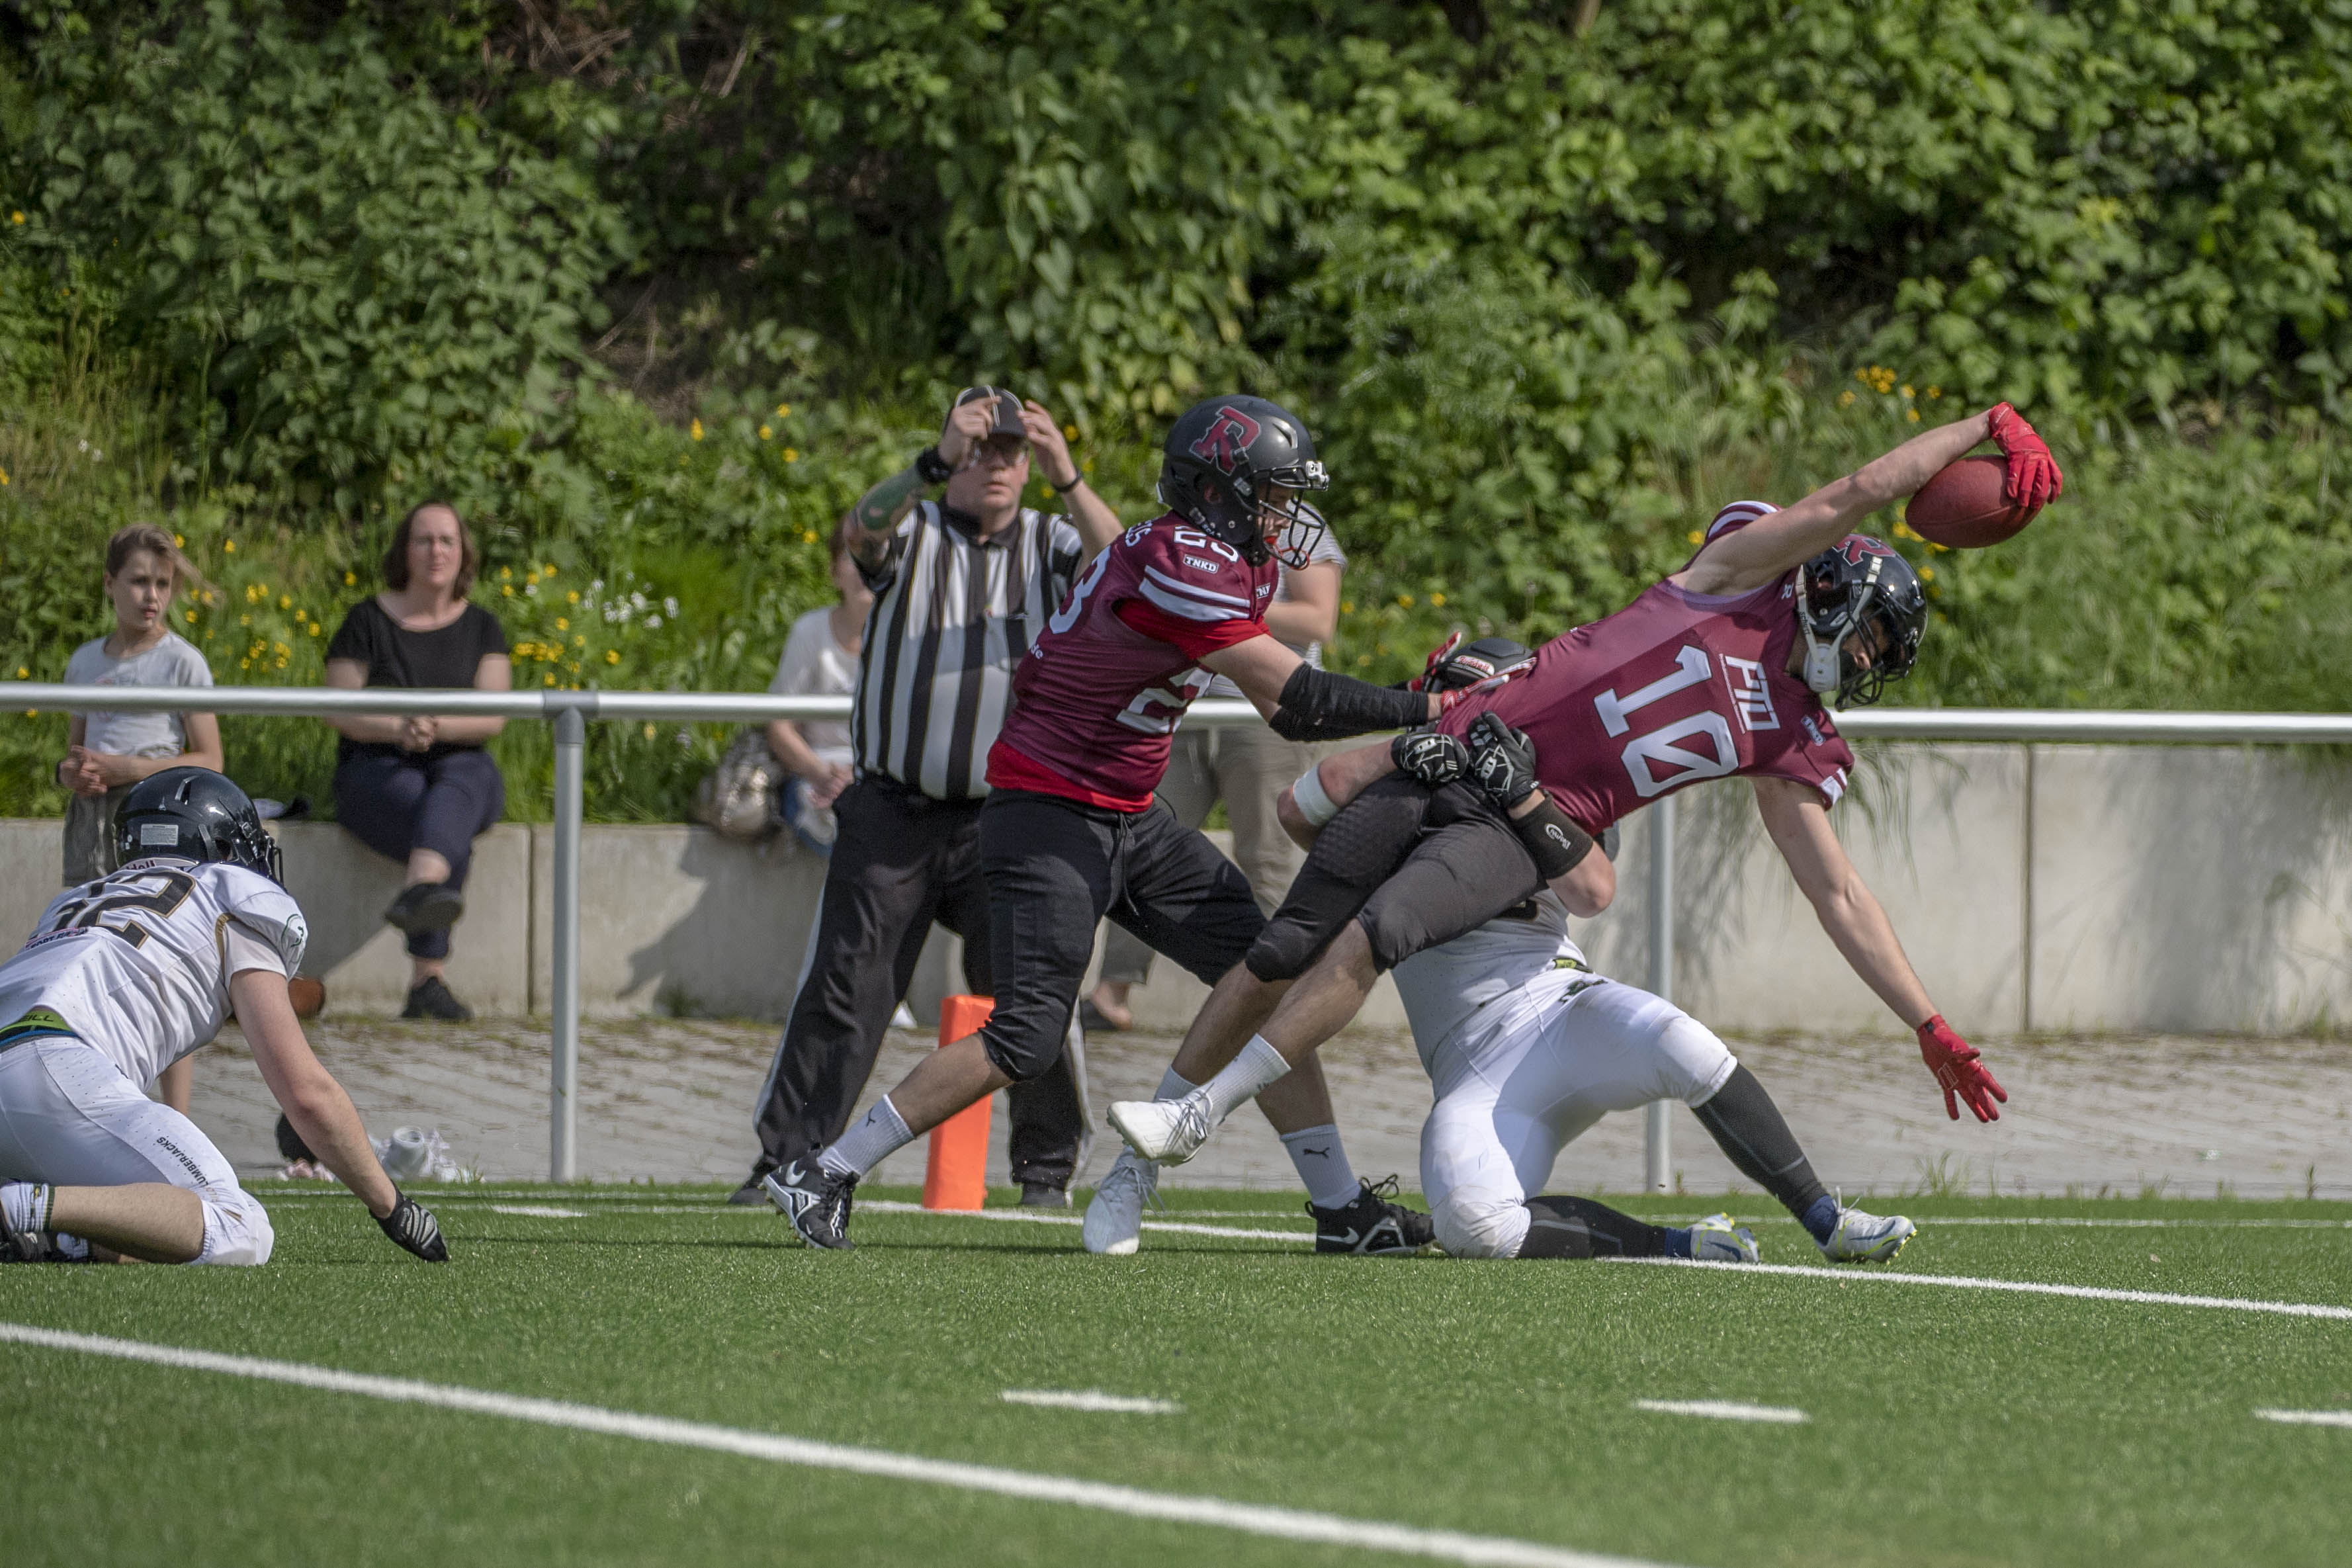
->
[1796, 535, 1927, 707]
[113, 767, 284, 883]
[1157, 395, 1330, 568]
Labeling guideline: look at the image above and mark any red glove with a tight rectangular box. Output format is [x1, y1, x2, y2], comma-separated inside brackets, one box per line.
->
[1406, 632, 1464, 693]
[1985, 403, 2062, 510]
[1917, 1014, 2006, 1123]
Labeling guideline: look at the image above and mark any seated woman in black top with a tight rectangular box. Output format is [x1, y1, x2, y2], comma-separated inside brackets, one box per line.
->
[323, 501, 512, 1022]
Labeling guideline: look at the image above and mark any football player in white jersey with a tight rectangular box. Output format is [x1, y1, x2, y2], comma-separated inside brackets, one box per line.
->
[0, 768, 447, 1266]
[1390, 881, 1915, 1263]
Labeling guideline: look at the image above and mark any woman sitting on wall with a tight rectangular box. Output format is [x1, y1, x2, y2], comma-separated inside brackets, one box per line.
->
[322, 502, 511, 1022]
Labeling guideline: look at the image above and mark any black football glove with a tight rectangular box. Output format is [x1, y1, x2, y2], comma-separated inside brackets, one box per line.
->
[378, 1190, 449, 1262]
[1391, 729, 1469, 787]
[1465, 713, 1540, 808]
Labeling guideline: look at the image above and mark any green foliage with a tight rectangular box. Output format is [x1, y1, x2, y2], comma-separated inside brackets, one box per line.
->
[14, 0, 632, 513]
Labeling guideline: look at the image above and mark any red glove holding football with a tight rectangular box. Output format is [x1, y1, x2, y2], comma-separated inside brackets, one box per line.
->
[1985, 403, 2063, 511]
[1917, 1014, 2006, 1123]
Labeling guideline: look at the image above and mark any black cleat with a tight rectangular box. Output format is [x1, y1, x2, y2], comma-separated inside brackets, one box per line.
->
[763, 1158, 857, 1249]
[384, 881, 465, 935]
[401, 977, 473, 1022]
[1307, 1175, 1435, 1255]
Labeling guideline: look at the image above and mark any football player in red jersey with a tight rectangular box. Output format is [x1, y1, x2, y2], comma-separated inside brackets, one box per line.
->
[1107, 404, 2061, 1191]
[765, 396, 1506, 1250]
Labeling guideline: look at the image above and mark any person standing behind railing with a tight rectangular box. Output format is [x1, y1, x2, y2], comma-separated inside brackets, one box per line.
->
[320, 502, 512, 1023]
[55, 523, 224, 1113]
[762, 518, 873, 854]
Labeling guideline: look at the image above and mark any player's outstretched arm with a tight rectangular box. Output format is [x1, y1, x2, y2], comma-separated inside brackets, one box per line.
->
[1751, 777, 2006, 1121]
[232, 969, 450, 1254]
[1200, 634, 1436, 736]
[1680, 407, 2057, 596]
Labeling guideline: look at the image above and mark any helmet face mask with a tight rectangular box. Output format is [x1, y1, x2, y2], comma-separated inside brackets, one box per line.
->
[1796, 536, 1927, 708]
[112, 767, 284, 883]
[1158, 396, 1330, 568]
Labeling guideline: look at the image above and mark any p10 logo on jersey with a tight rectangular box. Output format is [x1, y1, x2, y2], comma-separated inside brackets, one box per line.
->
[1721, 656, 1778, 732]
[1592, 644, 1739, 800]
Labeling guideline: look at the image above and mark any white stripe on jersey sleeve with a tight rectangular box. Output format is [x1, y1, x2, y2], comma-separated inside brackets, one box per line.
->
[1139, 576, 1250, 623]
[1141, 564, 1253, 611]
[1819, 767, 1847, 806]
[1706, 500, 1780, 539]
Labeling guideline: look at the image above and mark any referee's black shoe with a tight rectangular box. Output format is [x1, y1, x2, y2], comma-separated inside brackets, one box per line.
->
[728, 1164, 777, 1206]
[1307, 1176, 1434, 1255]
[763, 1158, 857, 1249]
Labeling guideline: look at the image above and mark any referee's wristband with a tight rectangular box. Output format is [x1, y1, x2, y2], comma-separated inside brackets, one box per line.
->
[1291, 763, 1340, 828]
[914, 445, 955, 485]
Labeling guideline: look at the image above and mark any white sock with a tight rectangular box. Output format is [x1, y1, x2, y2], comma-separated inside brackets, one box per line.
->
[1, 1182, 50, 1236]
[1154, 1067, 1196, 1101]
[819, 1095, 914, 1180]
[1280, 1124, 1361, 1210]
[1197, 1036, 1293, 1126]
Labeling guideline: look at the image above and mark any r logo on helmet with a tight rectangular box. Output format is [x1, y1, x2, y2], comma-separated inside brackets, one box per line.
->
[1838, 535, 1898, 565]
[1188, 406, 1262, 476]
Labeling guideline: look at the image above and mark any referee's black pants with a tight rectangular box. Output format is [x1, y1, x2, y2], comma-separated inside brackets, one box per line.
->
[748, 775, 1084, 1189]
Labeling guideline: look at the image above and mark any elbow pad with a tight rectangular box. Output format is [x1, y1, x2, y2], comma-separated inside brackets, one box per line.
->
[1268, 664, 1428, 742]
[1510, 796, 1595, 881]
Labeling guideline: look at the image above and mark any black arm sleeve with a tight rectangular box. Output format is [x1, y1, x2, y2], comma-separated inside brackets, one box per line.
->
[1268, 664, 1430, 742]
[1509, 795, 1596, 881]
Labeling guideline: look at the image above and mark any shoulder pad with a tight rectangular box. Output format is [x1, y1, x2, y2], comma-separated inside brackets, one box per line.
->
[1129, 521, 1258, 623]
[215, 865, 310, 976]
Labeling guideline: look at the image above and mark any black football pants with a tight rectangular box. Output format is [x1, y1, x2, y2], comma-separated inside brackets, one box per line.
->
[749, 775, 1084, 1188]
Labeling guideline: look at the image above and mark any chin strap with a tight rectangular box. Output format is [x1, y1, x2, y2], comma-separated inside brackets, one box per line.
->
[1795, 568, 1845, 697]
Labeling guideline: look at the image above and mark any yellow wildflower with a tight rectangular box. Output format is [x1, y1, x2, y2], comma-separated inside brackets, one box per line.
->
[759, 425, 772, 440]
[643, 722, 656, 740]
[1907, 408, 1921, 422]
[224, 540, 235, 552]
[783, 449, 799, 463]
[173, 533, 185, 546]
[1919, 566, 1936, 582]
[1430, 592, 1446, 607]
[567, 590, 580, 604]
[690, 419, 704, 441]
[503, 584, 515, 596]
[345, 571, 357, 586]
[1064, 424, 1078, 441]
[775, 404, 791, 418]
[1397, 594, 1415, 608]
[278, 595, 290, 609]
[1839, 390, 1856, 407]
[605, 650, 620, 665]
[1688, 529, 1704, 544]
[501, 567, 511, 580]
[1900, 385, 1914, 400]
[8, 212, 20, 224]
[802, 530, 817, 543]
[556, 617, 569, 631]
[1927, 386, 1942, 400]
[14, 666, 25, 678]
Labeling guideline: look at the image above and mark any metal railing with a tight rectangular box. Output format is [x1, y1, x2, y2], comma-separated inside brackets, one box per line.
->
[9, 681, 2351, 1187]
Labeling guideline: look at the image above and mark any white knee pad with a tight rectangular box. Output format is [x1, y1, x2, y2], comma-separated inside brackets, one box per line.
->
[1658, 1014, 1738, 1106]
[195, 1192, 275, 1266]
[1432, 1184, 1531, 1260]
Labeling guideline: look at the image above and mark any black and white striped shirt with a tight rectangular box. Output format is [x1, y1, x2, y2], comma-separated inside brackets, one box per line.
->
[852, 501, 1085, 799]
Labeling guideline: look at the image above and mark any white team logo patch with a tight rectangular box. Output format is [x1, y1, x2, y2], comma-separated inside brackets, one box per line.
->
[1721, 657, 1778, 732]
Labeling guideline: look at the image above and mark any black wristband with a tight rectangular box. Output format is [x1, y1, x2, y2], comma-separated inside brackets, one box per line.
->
[1508, 795, 1594, 881]
[914, 445, 955, 485]
[1269, 664, 1429, 742]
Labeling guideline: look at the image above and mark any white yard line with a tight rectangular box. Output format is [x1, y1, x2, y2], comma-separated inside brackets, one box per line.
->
[486, 1205, 588, 1219]
[1001, 1389, 1181, 1415]
[2254, 1409, 2352, 1428]
[858, 1199, 1313, 1244]
[1623, 1256, 2352, 1320]
[1632, 1400, 1807, 1424]
[0, 1322, 1670, 1568]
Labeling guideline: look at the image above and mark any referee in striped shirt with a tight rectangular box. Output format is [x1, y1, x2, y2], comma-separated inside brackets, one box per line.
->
[736, 388, 1123, 1205]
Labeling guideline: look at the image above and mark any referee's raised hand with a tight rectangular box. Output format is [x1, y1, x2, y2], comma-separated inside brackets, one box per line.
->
[937, 394, 996, 468]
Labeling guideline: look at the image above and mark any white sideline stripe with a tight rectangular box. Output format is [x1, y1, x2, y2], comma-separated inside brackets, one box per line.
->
[859, 1199, 1312, 1244]
[0, 1323, 1671, 1568]
[2255, 1409, 2352, 1428]
[1623, 1257, 2352, 1320]
[1632, 1400, 1807, 1425]
[486, 1205, 588, 1219]
[1727, 1215, 2352, 1231]
[1002, 1389, 1181, 1415]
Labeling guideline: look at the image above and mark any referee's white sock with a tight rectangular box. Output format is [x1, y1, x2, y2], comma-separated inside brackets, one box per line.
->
[819, 1096, 914, 1180]
[1280, 1125, 1362, 1211]
[1197, 1035, 1293, 1126]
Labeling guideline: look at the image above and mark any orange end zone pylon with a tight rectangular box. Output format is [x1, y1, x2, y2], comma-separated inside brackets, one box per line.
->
[922, 994, 994, 1211]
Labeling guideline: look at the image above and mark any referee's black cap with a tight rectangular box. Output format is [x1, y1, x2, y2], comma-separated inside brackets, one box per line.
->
[952, 385, 1027, 441]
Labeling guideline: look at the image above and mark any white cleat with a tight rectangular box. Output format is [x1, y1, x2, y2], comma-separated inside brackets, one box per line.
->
[1819, 1201, 1915, 1264]
[1686, 1212, 1760, 1264]
[1082, 1149, 1162, 1256]
[1106, 1092, 1214, 1166]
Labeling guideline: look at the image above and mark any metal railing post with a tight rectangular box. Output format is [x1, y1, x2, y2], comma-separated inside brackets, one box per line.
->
[1644, 794, 1675, 1194]
[550, 704, 586, 1182]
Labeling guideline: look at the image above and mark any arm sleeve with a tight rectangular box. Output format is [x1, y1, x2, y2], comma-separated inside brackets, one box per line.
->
[1266, 663, 1429, 741]
[222, 920, 293, 981]
[1114, 597, 1266, 663]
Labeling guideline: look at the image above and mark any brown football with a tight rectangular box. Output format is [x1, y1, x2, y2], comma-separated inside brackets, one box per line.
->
[1905, 454, 2040, 548]
[288, 976, 326, 1019]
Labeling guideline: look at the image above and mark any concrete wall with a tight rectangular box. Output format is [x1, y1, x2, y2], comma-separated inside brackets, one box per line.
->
[5, 741, 2351, 1032]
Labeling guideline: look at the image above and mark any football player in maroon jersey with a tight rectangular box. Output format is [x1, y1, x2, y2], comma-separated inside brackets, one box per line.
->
[1108, 404, 2061, 1182]
[765, 396, 1506, 1250]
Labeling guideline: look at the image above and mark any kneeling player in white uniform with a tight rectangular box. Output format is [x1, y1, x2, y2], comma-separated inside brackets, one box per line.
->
[0, 768, 447, 1266]
[1393, 882, 1913, 1263]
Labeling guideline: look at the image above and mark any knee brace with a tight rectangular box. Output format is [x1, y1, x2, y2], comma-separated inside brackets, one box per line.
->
[1432, 1186, 1530, 1260]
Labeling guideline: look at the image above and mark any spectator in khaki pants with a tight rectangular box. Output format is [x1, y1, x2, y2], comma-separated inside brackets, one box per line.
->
[1080, 527, 1347, 1031]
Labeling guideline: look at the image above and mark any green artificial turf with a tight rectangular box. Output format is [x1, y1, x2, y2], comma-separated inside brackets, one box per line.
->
[5, 1186, 2350, 1567]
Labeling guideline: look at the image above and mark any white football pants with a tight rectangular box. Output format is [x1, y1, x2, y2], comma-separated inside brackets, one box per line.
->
[0, 1037, 273, 1265]
[1419, 977, 1737, 1259]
